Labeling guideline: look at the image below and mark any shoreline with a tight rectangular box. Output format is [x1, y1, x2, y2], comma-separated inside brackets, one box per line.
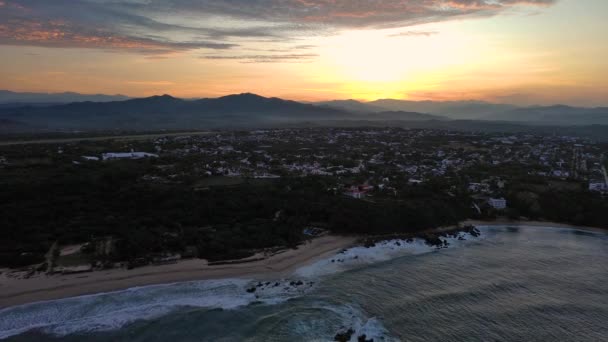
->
[0, 235, 356, 309]
[2, 221, 606, 309]
[463, 219, 608, 234]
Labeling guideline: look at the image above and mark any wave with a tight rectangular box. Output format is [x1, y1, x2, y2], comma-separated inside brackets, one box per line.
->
[251, 302, 395, 341]
[295, 230, 483, 278]
[0, 230, 482, 339]
[0, 278, 314, 339]
[321, 303, 395, 342]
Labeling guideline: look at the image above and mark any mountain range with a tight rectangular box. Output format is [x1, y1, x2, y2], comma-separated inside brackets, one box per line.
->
[0, 90, 130, 106]
[315, 98, 608, 124]
[0, 91, 607, 134]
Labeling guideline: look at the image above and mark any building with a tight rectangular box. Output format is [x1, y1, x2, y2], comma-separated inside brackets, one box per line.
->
[589, 182, 608, 192]
[488, 198, 507, 210]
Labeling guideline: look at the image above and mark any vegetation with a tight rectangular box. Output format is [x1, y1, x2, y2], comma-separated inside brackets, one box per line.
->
[0, 160, 471, 268]
[1, 128, 606, 269]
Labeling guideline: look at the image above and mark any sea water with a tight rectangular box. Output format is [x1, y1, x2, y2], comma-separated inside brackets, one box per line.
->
[1, 226, 607, 341]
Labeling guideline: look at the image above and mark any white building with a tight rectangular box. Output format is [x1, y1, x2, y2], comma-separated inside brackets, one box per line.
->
[488, 198, 507, 210]
[589, 182, 608, 192]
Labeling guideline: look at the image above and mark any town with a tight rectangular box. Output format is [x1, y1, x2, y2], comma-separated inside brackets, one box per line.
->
[1, 128, 607, 275]
[44, 128, 608, 200]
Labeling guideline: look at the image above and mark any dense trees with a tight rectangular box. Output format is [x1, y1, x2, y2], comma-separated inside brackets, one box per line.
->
[0, 159, 473, 268]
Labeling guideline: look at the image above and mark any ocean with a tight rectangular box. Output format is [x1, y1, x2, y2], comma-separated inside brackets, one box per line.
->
[1, 226, 607, 341]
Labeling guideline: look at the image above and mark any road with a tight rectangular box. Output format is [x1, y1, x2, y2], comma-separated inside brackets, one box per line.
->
[0, 131, 214, 146]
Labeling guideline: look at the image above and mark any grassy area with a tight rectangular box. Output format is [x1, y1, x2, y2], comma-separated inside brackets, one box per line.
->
[194, 177, 246, 188]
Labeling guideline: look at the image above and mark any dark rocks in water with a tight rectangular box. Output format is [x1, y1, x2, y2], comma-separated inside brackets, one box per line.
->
[354, 255, 359, 259]
[246, 287, 256, 293]
[424, 235, 443, 247]
[358, 334, 374, 342]
[256, 282, 263, 287]
[462, 224, 481, 237]
[395, 241, 401, 246]
[331, 259, 335, 263]
[406, 238, 413, 243]
[265, 282, 270, 286]
[274, 282, 280, 287]
[334, 328, 354, 342]
[296, 280, 304, 286]
[364, 240, 376, 248]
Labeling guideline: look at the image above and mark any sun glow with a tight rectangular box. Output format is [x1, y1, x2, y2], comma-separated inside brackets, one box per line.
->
[316, 27, 477, 99]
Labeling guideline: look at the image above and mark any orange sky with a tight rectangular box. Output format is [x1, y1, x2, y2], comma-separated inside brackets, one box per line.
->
[0, 0, 607, 106]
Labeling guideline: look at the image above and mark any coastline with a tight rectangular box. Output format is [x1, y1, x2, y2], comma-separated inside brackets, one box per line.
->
[2, 220, 606, 310]
[0, 235, 356, 309]
[463, 219, 608, 234]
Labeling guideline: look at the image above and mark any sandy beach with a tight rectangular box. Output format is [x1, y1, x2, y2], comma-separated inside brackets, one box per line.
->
[2, 221, 605, 310]
[0, 235, 356, 309]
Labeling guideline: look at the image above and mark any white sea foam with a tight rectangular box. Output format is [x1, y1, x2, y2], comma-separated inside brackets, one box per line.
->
[0, 278, 313, 339]
[295, 231, 481, 278]
[325, 303, 395, 342]
[0, 230, 483, 339]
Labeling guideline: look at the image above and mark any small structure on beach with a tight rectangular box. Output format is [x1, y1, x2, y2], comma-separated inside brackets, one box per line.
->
[488, 197, 507, 210]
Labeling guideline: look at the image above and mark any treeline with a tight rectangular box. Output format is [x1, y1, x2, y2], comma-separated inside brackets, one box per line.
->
[0, 161, 472, 268]
[507, 189, 608, 228]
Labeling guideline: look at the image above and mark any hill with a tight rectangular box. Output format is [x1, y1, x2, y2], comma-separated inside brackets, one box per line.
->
[0, 90, 130, 105]
[0, 93, 351, 131]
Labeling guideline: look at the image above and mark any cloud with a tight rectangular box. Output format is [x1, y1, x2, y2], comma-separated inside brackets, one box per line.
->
[202, 53, 318, 63]
[0, 0, 557, 55]
[0, 18, 236, 54]
[388, 30, 439, 37]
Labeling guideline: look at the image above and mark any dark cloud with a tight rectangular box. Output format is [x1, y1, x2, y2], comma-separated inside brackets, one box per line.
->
[0, 18, 236, 54]
[0, 0, 557, 55]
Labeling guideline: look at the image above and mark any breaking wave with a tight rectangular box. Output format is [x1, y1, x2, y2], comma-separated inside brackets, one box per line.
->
[0, 230, 482, 339]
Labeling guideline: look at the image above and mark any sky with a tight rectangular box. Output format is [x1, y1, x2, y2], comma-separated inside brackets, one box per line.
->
[0, 0, 607, 106]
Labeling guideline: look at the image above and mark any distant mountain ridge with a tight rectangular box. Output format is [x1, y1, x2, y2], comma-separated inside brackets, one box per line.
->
[0, 90, 130, 105]
[488, 105, 608, 125]
[1, 92, 607, 133]
[0, 93, 352, 130]
[316, 98, 608, 125]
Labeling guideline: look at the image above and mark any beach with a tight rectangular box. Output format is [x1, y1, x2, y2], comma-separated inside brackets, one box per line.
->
[1, 225, 607, 341]
[0, 235, 356, 309]
[2, 220, 606, 310]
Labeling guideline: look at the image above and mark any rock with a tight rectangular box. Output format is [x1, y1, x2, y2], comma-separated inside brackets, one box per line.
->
[358, 334, 374, 342]
[246, 287, 256, 293]
[334, 328, 354, 342]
